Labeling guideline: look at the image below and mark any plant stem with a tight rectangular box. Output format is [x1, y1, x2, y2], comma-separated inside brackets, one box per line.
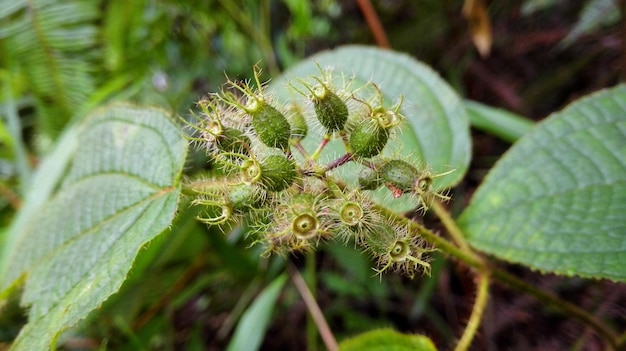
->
[376, 204, 619, 348]
[422, 206, 618, 347]
[322, 153, 353, 174]
[289, 264, 338, 351]
[454, 271, 489, 351]
[431, 200, 470, 252]
[311, 134, 331, 160]
[305, 254, 319, 351]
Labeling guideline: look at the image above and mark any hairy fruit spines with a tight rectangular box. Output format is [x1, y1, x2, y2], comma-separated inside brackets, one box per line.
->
[185, 65, 448, 279]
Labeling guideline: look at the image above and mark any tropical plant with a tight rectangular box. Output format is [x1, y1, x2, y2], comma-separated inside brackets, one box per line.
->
[0, 1, 624, 350]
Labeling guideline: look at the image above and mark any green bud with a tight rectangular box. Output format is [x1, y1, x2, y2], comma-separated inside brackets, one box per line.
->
[286, 103, 308, 141]
[259, 155, 297, 192]
[358, 167, 384, 190]
[311, 84, 349, 132]
[380, 160, 419, 193]
[247, 102, 291, 150]
[349, 119, 389, 158]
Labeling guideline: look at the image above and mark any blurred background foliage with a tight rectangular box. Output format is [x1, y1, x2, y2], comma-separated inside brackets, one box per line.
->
[0, 0, 624, 350]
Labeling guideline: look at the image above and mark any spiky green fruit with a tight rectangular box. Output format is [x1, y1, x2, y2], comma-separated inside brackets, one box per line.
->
[380, 160, 419, 193]
[259, 155, 297, 192]
[311, 85, 349, 132]
[247, 101, 291, 150]
[349, 119, 390, 158]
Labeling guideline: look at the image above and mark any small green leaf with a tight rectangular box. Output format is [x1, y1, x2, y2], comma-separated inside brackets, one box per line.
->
[2, 103, 187, 349]
[270, 45, 471, 213]
[459, 85, 626, 281]
[227, 274, 288, 351]
[339, 328, 437, 351]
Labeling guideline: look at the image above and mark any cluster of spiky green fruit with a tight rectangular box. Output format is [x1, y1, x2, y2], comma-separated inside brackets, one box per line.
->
[184, 66, 450, 278]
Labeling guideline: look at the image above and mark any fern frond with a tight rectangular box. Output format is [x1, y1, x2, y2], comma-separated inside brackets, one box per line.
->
[0, 0, 100, 141]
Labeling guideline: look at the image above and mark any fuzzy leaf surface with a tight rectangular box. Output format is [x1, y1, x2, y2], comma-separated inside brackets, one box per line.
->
[270, 45, 471, 213]
[4, 104, 187, 350]
[459, 85, 626, 281]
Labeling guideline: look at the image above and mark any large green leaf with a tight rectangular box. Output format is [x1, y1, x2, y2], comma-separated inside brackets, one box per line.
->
[458, 85, 626, 281]
[1, 103, 187, 350]
[270, 45, 471, 213]
[339, 328, 437, 351]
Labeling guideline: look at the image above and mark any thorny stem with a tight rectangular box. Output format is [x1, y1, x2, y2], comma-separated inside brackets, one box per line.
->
[322, 153, 353, 174]
[289, 263, 338, 351]
[431, 200, 471, 252]
[374, 204, 620, 349]
[454, 271, 490, 351]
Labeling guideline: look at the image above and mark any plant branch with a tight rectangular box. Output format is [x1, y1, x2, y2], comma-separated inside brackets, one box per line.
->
[432, 204, 619, 347]
[431, 200, 470, 252]
[454, 271, 489, 351]
[289, 263, 338, 351]
[356, 0, 390, 48]
[376, 204, 619, 348]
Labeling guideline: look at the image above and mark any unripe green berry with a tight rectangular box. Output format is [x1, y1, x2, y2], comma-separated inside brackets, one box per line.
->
[380, 160, 419, 193]
[259, 155, 297, 192]
[247, 102, 291, 150]
[311, 84, 349, 132]
[349, 119, 389, 158]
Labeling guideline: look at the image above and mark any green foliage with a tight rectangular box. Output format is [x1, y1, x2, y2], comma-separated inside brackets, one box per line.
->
[0, 1, 624, 349]
[459, 85, 626, 281]
[0, 104, 187, 349]
[0, 0, 99, 141]
[338, 328, 437, 351]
